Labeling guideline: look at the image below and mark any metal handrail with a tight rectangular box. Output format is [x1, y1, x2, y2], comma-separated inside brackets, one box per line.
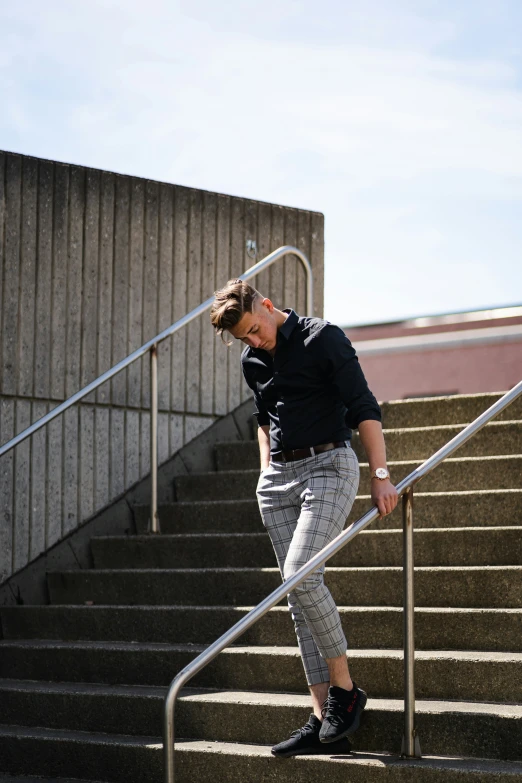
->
[0, 245, 313, 533]
[164, 379, 522, 780]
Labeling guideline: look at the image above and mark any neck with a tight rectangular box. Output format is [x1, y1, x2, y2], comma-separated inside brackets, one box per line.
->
[266, 310, 288, 357]
[274, 309, 289, 329]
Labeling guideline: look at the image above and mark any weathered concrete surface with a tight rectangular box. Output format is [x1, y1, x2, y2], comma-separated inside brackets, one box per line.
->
[0, 684, 521, 761]
[380, 392, 522, 429]
[0, 400, 254, 607]
[2, 726, 522, 783]
[1, 148, 323, 590]
[1, 643, 521, 702]
[134, 489, 522, 534]
[215, 421, 522, 470]
[351, 420, 522, 461]
[172, 741, 522, 783]
[231, 391, 522, 432]
[2, 605, 521, 652]
[90, 526, 522, 569]
[46, 565, 522, 608]
[0, 777, 107, 783]
[174, 456, 522, 501]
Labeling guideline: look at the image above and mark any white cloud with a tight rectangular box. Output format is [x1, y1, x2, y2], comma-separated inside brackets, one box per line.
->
[0, 0, 521, 324]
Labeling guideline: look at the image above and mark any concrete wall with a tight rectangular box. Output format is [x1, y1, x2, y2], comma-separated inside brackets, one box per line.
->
[0, 150, 324, 587]
[0, 397, 255, 607]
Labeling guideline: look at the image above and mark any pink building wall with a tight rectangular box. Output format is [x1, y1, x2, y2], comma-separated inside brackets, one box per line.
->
[354, 341, 522, 402]
[344, 308, 522, 402]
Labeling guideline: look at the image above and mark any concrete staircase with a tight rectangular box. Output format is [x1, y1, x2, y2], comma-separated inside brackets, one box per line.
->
[1, 391, 522, 782]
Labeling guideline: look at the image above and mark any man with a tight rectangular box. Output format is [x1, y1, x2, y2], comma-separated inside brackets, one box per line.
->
[210, 279, 398, 757]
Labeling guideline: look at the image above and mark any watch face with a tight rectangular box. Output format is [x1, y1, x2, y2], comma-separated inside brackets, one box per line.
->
[375, 468, 388, 479]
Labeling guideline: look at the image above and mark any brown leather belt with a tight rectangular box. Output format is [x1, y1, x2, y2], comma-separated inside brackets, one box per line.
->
[271, 441, 347, 464]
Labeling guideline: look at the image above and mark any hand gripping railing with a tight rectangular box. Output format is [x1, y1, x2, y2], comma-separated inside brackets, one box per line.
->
[164, 378, 522, 781]
[0, 245, 313, 534]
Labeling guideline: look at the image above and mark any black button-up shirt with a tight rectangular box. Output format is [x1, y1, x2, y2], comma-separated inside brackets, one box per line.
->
[241, 308, 382, 454]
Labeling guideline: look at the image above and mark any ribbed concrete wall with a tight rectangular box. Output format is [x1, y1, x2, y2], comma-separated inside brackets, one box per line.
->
[0, 150, 324, 586]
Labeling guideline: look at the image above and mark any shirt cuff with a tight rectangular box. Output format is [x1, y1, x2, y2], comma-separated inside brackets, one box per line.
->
[352, 410, 382, 427]
[254, 411, 270, 426]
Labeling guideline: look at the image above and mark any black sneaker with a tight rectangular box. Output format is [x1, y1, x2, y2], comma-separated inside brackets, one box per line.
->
[271, 712, 352, 758]
[319, 682, 367, 743]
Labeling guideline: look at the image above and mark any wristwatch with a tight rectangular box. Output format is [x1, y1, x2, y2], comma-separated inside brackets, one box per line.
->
[371, 467, 390, 481]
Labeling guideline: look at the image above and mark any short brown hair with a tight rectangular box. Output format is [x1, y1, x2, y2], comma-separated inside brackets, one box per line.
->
[210, 278, 261, 344]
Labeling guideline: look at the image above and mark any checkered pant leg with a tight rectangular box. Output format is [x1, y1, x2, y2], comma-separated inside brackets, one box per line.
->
[256, 444, 360, 686]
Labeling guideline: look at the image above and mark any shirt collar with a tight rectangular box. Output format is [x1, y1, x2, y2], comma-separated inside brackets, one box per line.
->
[279, 308, 299, 340]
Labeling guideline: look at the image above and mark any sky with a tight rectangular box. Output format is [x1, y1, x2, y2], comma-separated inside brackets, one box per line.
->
[1, 0, 521, 326]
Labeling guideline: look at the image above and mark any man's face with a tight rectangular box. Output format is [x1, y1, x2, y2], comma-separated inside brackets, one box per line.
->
[228, 298, 278, 352]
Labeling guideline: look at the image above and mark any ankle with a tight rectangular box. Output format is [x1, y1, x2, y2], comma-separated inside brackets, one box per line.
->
[310, 680, 330, 719]
[330, 678, 353, 692]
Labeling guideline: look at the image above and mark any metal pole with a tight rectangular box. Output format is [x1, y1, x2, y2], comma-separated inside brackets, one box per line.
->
[150, 344, 159, 534]
[164, 685, 176, 783]
[305, 262, 314, 317]
[401, 487, 421, 758]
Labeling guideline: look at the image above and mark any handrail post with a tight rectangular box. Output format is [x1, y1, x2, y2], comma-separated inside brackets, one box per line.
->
[401, 486, 421, 758]
[164, 684, 178, 783]
[150, 344, 160, 534]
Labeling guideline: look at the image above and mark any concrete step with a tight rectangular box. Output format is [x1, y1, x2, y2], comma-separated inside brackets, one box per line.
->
[0, 777, 106, 783]
[215, 421, 522, 470]
[1, 644, 521, 702]
[0, 685, 521, 761]
[380, 392, 522, 429]
[47, 565, 522, 608]
[0, 679, 165, 738]
[3, 605, 521, 651]
[91, 527, 522, 569]
[351, 420, 522, 462]
[227, 393, 522, 435]
[134, 490, 522, 534]
[0, 724, 162, 783]
[174, 456, 522, 501]
[2, 725, 522, 783]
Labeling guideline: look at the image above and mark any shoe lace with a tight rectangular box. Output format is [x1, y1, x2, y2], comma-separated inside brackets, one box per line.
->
[320, 693, 346, 728]
[289, 719, 317, 740]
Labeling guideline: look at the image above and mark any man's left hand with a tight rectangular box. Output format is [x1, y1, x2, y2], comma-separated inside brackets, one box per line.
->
[371, 478, 399, 519]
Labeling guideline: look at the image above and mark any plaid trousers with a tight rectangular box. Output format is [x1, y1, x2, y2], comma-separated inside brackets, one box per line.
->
[256, 442, 360, 686]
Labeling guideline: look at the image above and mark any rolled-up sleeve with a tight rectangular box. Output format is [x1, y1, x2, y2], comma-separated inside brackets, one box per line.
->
[319, 324, 381, 429]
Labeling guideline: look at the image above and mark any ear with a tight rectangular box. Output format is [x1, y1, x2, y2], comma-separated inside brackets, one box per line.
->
[260, 297, 274, 313]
